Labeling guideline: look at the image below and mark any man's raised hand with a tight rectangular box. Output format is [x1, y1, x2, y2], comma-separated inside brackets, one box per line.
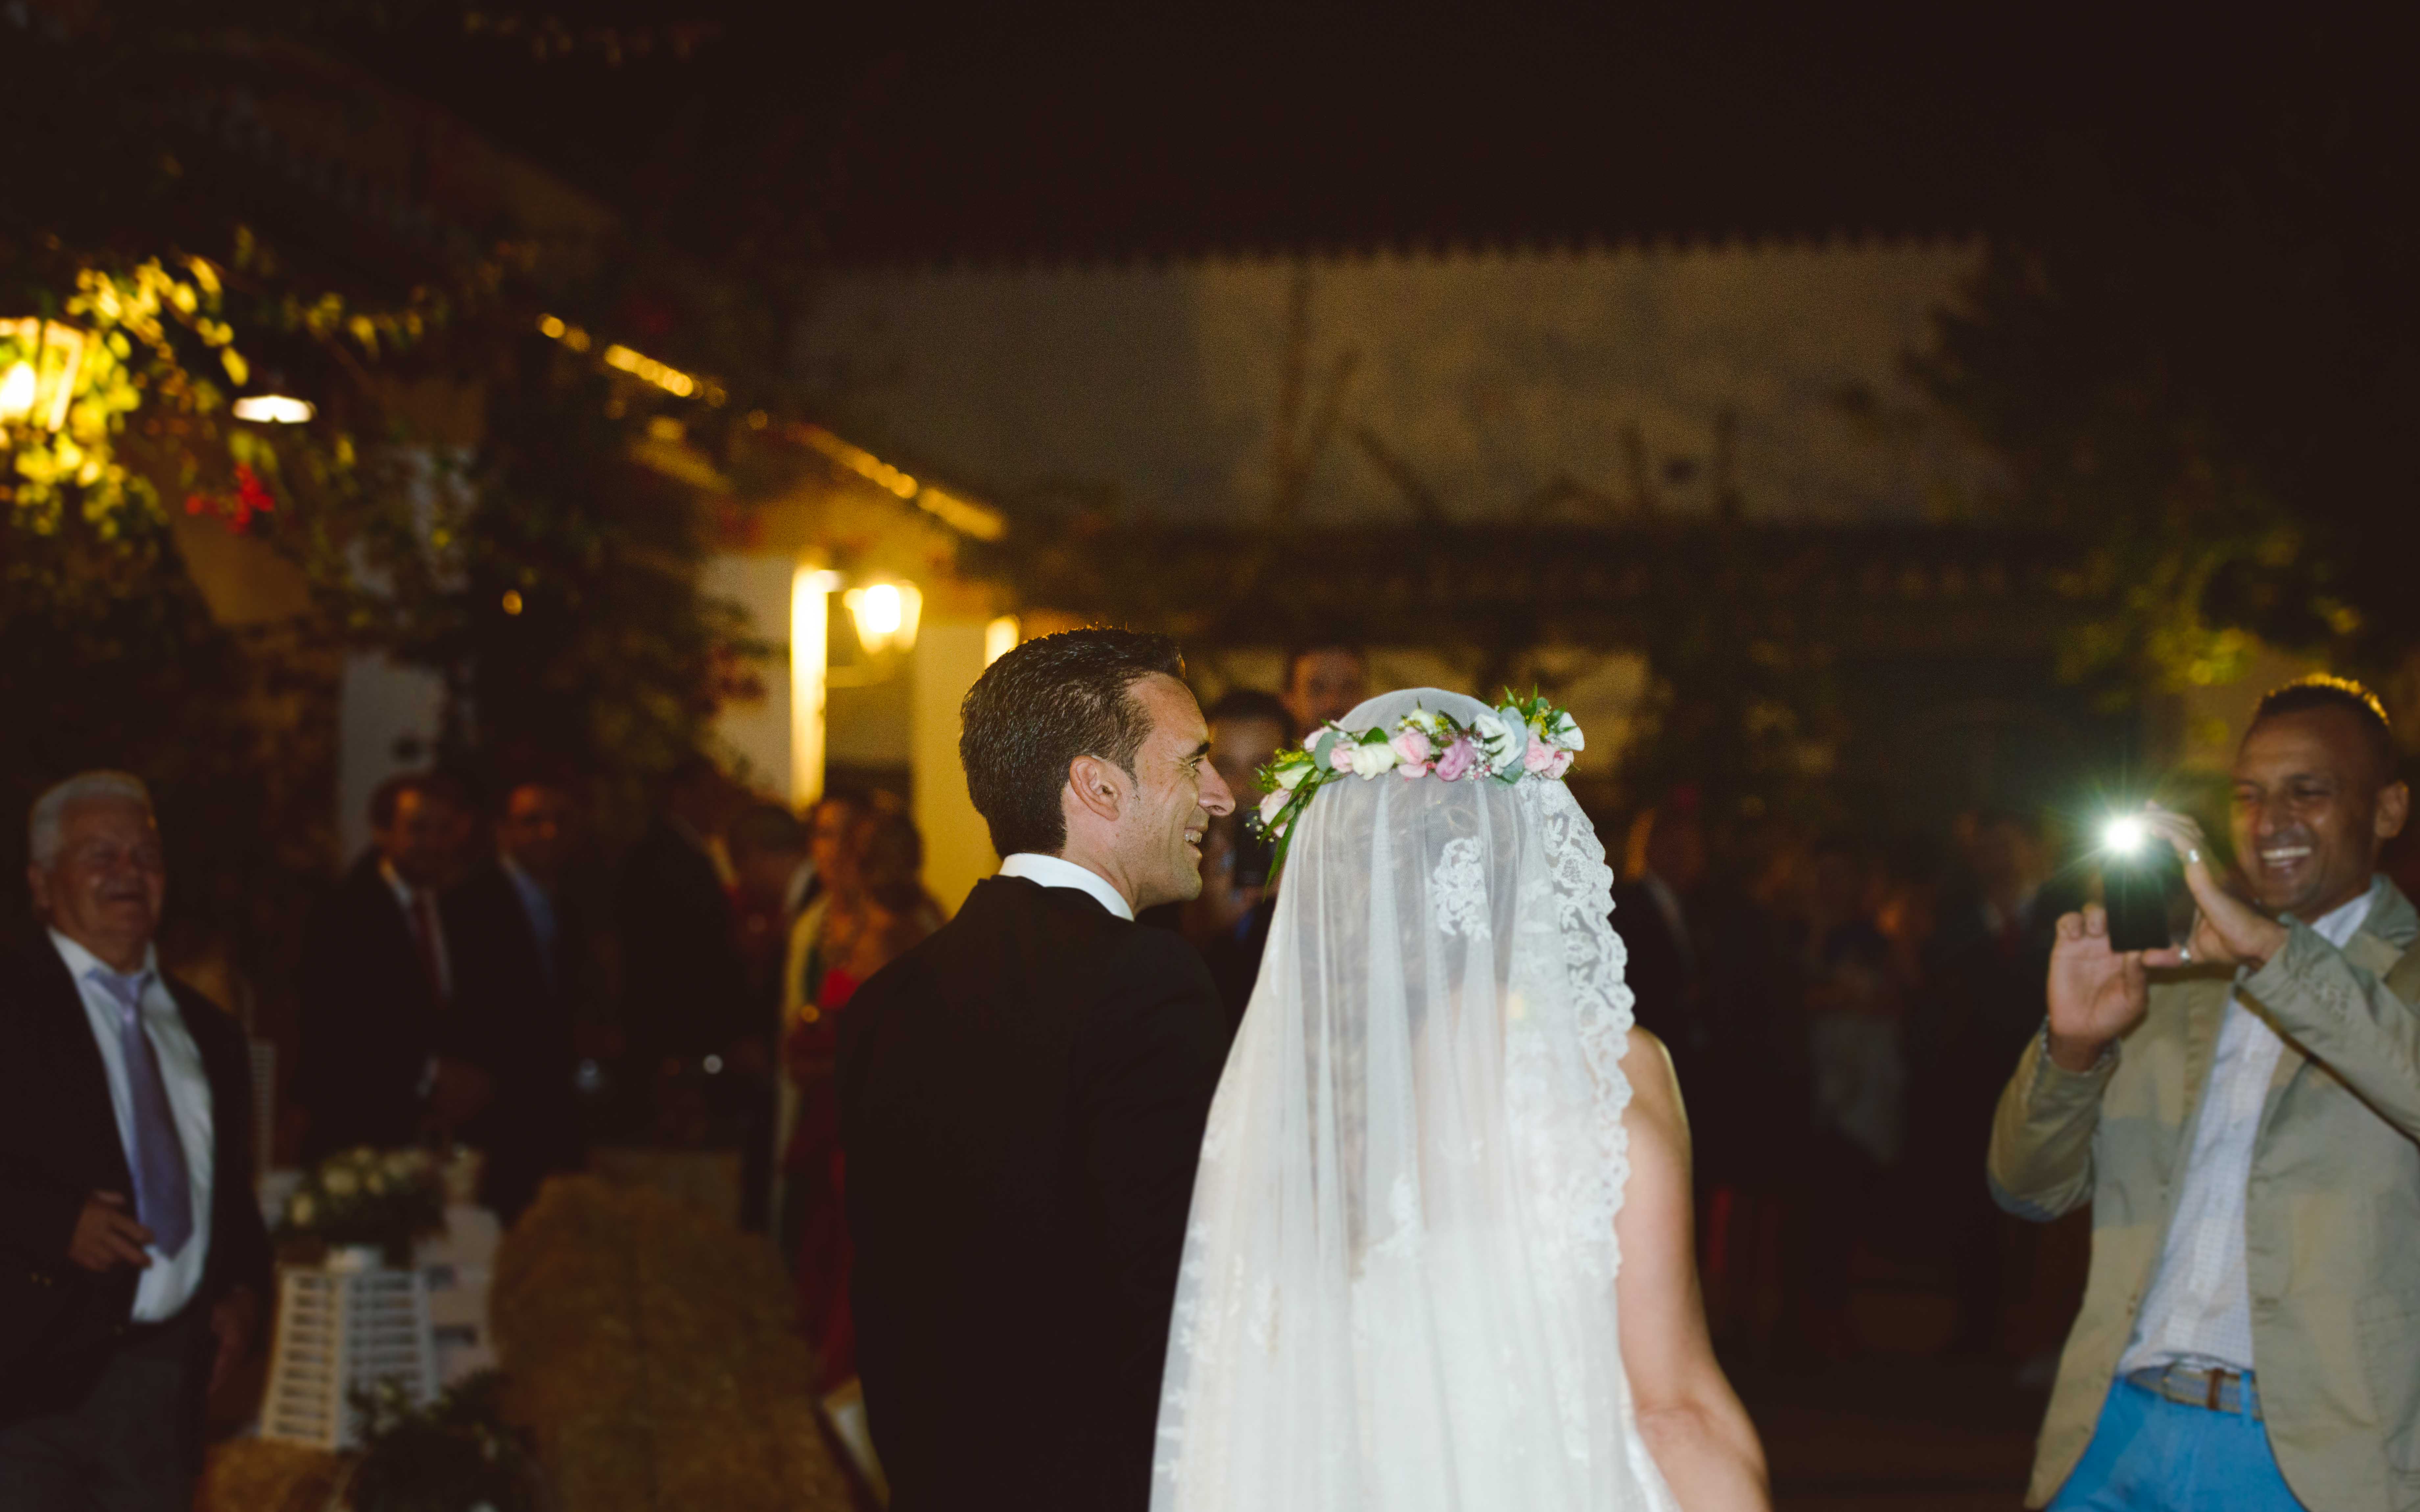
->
[2045, 905, 2148, 1072]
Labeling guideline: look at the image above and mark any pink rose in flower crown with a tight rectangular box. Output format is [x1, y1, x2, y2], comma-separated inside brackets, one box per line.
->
[1546, 747, 1576, 779]
[1434, 735, 1479, 781]
[1523, 731, 1558, 776]
[1257, 789, 1291, 830]
[1390, 728, 1434, 777]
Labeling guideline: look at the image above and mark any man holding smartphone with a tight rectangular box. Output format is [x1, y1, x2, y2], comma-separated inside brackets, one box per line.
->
[1989, 676, 2420, 1511]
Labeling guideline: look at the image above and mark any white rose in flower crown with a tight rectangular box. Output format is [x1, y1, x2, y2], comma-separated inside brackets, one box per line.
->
[321, 1167, 359, 1197]
[1472, 712, 1523, 774]
[1274, 760, 1312, 791]
[1548, 710, 1585, 751]
[1258, 790, 1291, 829]
[1348, 738, 1399, 778]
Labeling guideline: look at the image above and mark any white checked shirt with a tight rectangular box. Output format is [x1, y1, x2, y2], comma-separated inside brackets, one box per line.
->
[2118, 878, 2380, 1375]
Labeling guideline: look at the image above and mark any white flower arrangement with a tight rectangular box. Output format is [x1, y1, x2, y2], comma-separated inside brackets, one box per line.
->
[277, 1144, 447, 1260]
[1248, 689, 1584, 877]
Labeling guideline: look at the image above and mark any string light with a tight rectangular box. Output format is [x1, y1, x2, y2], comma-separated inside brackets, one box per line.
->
[794, 423, 1006, 542]
[525, 319, 1004, 542]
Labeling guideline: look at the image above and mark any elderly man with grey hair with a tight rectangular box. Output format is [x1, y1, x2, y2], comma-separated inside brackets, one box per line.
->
[0, 772, 272, 1511]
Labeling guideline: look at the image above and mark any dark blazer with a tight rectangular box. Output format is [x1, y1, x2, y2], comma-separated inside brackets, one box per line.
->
[296, 852, 478, 1158]
[838, 876, 1231, 1512]
[444, 858, 585, 1221]
[612, 818, 746, 1069]
[0, 940, 273, 1422]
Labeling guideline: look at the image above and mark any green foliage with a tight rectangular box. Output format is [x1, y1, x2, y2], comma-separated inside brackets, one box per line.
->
[1917, 85, 2420, 700]
[350, 1372, 538, 1512]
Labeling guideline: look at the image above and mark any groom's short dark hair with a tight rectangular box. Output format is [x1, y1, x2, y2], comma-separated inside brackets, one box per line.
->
[960, 627, 1186, 856]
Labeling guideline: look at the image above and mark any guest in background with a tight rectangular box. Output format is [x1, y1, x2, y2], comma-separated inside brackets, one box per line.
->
[784, 798, 937, 1389]
[1616, 793, 1793, 1350]
[1783, 835, 1905, 1360]
[773, 791, 868, 1257]
[297, 772, 492, 1157]
[726, 801, 811, 1232]
[1916, 809, 2060, 1357]
[1281, 643, 1370, 734]
[612, 755, 747, 1141]
[0, 773, 272, 1511]
[1186, 689, 1294, 1028]
[729, 802, 814, 1008]
[443, 774, 589, 1222]
[1615, 796, 1712, 1075]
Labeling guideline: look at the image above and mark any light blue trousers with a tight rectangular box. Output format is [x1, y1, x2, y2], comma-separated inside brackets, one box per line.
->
[2047, 1378, 2309, 1512]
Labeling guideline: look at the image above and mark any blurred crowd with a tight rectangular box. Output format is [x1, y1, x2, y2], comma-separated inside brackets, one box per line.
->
[1611, 794, 2084, 1369]
[276, 755, 948, 1389]
[270, 643, 2102, 1393]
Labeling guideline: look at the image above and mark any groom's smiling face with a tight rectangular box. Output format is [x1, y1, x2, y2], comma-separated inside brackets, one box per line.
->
[1116, 673, 1237, 910]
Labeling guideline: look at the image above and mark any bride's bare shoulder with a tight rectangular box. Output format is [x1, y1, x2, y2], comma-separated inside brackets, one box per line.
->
[1615, 1027, 1689, 1135]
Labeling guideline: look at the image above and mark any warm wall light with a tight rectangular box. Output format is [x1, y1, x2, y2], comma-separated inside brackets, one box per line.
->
[844, 580, 922, 656]
[791, 566, 840, 805]
[232, 394, 315, 424]
[984, 615, 1021, 666]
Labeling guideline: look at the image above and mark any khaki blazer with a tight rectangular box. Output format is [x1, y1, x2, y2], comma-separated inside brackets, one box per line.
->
[1989, 878, 2420, 1512]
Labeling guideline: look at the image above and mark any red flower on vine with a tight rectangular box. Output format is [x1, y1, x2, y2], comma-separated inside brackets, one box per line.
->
[183, 463, 278, 533]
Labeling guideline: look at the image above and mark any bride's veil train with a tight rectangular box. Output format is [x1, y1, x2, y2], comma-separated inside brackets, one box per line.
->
[1152, 689, 1682, 1511]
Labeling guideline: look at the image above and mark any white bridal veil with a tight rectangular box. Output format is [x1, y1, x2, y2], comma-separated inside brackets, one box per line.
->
[1152, 690, 1680, 1512]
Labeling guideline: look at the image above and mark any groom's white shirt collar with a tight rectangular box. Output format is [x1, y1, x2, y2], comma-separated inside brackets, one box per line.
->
[998, 853, 1134, 921]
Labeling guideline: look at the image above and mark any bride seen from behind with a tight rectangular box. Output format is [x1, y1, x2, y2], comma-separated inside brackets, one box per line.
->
[1153, 689, 1768, 1512]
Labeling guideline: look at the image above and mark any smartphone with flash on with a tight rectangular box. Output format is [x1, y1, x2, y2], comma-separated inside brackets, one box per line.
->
[2101, 816, 2184, 955]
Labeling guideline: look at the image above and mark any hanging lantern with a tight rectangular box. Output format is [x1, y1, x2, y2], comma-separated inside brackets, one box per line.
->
[844, 579, 922, 656]
[0, 319, 86, 433]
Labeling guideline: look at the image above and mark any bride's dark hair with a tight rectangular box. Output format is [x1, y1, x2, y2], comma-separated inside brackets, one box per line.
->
[958, 626, 1185, 856]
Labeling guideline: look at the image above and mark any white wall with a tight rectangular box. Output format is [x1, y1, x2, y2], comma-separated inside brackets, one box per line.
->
[794, 242, 1998, 526]
[336, 654, 448, 864]
[910, 620, 997, 914]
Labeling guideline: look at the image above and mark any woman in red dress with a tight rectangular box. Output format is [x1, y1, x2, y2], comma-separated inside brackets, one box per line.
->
[784, 802, 941, 1388]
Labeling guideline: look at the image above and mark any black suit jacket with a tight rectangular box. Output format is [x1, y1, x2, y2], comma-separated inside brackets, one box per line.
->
[297, 853, 477, 1158]
[613, 818, 746, 1068]
[838, 876, 1230, 1512]
[444, 858, 585, 1220]
[0, 941, 273, 1422]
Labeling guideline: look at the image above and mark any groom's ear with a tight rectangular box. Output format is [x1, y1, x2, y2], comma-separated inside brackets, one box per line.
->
[1065, 753, 1128, 830]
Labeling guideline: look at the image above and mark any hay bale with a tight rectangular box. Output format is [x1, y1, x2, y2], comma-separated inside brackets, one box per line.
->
[490, 1176, 855, 1512]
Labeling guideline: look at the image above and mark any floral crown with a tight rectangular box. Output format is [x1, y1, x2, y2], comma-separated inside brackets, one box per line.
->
[1247, 689, 1584, 877]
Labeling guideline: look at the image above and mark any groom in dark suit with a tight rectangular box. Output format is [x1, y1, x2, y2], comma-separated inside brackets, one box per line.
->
[840, 628, 1238, 1512]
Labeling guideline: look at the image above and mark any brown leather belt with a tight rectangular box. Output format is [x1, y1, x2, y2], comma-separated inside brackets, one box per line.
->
[2126, 1363, 2263, 1420]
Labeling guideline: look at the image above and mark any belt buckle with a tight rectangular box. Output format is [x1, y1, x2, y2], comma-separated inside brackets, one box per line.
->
[2205, 1367, 2230, 1411]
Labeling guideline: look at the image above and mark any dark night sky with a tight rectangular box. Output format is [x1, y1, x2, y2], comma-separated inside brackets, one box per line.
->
[323, 7, 2419, 269]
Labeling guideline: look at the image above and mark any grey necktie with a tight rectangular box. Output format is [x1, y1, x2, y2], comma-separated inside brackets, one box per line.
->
[88, 967, 194, 1258]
